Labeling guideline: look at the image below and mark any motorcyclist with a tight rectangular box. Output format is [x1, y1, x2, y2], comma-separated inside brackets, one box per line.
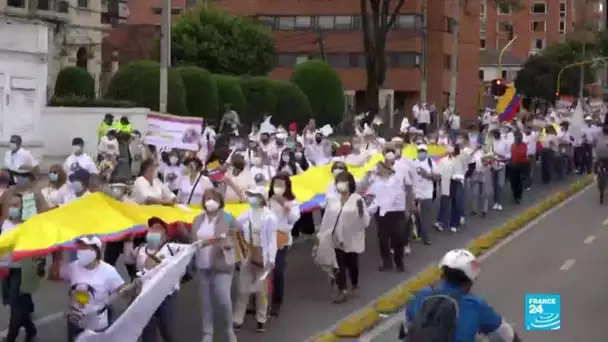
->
[400, 249, 520, 342]
[594, 121, 608, 203]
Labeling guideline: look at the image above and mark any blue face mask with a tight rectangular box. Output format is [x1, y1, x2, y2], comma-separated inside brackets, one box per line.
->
[417, 152, 427, 161]
[146, 232, 163, 247]
[286, 142, 296, 149]
[8, 207, 20, 220]
[48, 172, 59, 182]
[248, 197, 259, 207]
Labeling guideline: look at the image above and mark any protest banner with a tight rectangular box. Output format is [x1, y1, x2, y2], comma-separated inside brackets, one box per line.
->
[144, 112, 203, 151]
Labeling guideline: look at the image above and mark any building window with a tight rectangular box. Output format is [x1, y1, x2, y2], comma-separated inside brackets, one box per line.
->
[294, 16, 312, 28]
[349, 53, 366, 67]
[258, 16, 276, 27]
[444, 54, 452, 70]
[277, 17, 296, 30]
[480, 0, 486, 19]
[559, 2, 566, 13]
[480, 20, 486, 32]
[101, 12, 110, 24]
[295, 56, 309, 65]
[497, 3, 511, 15]
[78, 0, 88, 8]
[395, 14, 417, 29]
[478, 70, 484, 80]
[501, 70, 507, 79]
[531, 2, 546, 14]
[317, 16, 334, 29]
[388, 52, 421, 68]
[334, 16, 354, 29]
[326, 54, 351, 68]
[480, 38, 486, 49]
[530, 20, 546, 32]
[559, 20, 566, 34]
[7, 0, 25, 7]
[445, 17, 456, 33]
[497, 20, 512, 34]
[531, 38, 546, 50]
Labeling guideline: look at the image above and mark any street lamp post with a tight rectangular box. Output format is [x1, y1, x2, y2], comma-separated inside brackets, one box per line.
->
[556, 57, 608, 97]
[159, 0, 172, 113]
[497, 35, 518, 79]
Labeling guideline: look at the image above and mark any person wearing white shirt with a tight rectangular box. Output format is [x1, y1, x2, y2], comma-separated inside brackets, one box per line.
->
[523, 128, 538, 190]
[177, 157, 214, 205]
[539, 125, 558, 184]
[132, 159, 176, 205]
[276, 150, 303, 176]
[123, 217, 187, 342]
[223, 154, 255, 203]
[233, 187, 278, 332]
[57, 169, 92, 206]
[556, 122, 572, 179]
[4, 135, 39, 177]
[42, 164, 69, 208]
[469, 150, 493, 217]
[64, 137, 99, 178]
[344, 140, 371, 167]
[306, 132, 332, 166]
[97, 129, 120, 162]
[267, 174, 300, 316]
[250, 155, 276, 186]
[490, 129, 510, 210]
[434, 146, 455, 231]
[447, 112, 461, 142]
[159, 151, 185, 194]
[417, 103, 431, 134]
[317, 171, 370, 303]
[580, 116, 596, 174]
[197, 124, 217, 164]
[410, 144, 440, 239]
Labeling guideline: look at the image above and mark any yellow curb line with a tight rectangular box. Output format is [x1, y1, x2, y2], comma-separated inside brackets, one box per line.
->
[310, 176, 593, 341]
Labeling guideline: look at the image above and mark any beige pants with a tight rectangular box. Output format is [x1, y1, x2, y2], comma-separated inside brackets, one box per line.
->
[232, 262, 268, 324]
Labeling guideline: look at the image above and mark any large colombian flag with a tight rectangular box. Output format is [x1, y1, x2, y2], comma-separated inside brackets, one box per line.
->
[0, 145, 447, 259]
[496, 82, 520, 122]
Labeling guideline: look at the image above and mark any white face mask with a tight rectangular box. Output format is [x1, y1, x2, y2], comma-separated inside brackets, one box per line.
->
[295, 152, 303, 159]
[169, 156, 178, 165]
[273, 186, 285, 196]
[77, 249, 96, 267]
[336, 182, 349, 193]
[332, 169, 344, 177]
[252, 157, 262, 166]
[205, 200, 220, 212]
[73, 146, 82, 154]
[281, 155, 290, 162]
[384, 152, 396, 161]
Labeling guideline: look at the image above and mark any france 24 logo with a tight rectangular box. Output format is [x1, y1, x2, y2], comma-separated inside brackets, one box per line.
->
[524, 294, 560, 331]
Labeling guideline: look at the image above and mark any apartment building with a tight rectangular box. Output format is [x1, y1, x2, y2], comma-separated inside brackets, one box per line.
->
[1, 0, 111, 96]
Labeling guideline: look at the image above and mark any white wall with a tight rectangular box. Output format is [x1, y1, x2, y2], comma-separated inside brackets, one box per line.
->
[40, 107, 148, 170]
[479, 66, 521, 83]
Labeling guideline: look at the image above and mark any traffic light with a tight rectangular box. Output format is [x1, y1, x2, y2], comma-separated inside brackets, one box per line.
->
[490, 78, 507, 96]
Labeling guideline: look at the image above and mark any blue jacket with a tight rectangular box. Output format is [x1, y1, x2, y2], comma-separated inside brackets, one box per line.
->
[406, 280, 503, 342]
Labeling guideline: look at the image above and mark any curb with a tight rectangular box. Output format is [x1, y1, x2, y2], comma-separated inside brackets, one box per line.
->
[309, 176, 593, 341]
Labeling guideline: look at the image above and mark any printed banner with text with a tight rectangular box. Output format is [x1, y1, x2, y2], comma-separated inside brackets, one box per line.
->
[144, 112, 203, 151]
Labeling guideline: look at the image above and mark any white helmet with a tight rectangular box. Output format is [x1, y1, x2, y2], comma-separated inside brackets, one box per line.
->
[438, 249, 480, 281]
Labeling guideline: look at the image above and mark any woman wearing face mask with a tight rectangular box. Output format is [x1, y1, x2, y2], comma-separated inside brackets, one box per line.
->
[293, 143, 310, 171]
[40, 165, 67, 207]
[277, 150, 302, 176]
[123, 217, 188, 342]
[159, 150, 184, 195]
[133, 159, 177, 206]
[176, 157, 214, 205]
[1, 193, 46, 342]
[54, 236, 126, 342]
[0, 165, 48, 223]
[317, 171, 370, 303]
[233, 187, 278, 333]
[267, 173, 300, 316]
[250, 153, 275, 186]
[223, 154, 255, 203]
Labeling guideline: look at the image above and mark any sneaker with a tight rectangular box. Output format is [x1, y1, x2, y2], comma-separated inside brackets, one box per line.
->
[460, 216, 466, 225]
[492, 203, 499, 210]
[256, 322, 266, 333]
[433, 222, 444, 232]
[201, 335, 213, 342]
[525, 187, 531, 191]
[333, 290, 347, 304]
[404, 245, 412, 255]
[450, 227, 458, 233]
[496, 204, 503, 211]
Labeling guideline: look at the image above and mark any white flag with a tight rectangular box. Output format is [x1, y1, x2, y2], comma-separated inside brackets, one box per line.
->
[570, 99, 585, 143]
[76, 245, 196, 342]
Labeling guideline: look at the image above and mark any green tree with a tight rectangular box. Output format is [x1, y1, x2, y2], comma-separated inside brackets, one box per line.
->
[170, 5, 274, 76]
[239, 77, 277, 123]
[290, 60, 345, 126]
[212, 74, 247, 118]
[514, 55, 560, 105]
[176, 66, 218, 118]
[105, 61, 188, 115]
[272, 80, 312, 127]
[541, 39, 595, 97]
[54, 66, 95, 99]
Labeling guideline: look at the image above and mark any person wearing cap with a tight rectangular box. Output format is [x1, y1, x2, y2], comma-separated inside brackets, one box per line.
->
[53, 236, 125, 341]
[58, 169, 92, 205]
[97, 113, 114, 141]
[3, 135, 39, 178]
[410, 144, 439, 244]
[177, 157, 214, 205]
[233, 186, 278, 332]
[123, 216, 188, 342]
[1, 191, 46, 342]
[63, 137, 98, 179]
[132, 159, 176, 205]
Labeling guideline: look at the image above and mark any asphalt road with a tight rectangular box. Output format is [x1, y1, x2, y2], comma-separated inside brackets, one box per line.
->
[0, 173, 580, 341]
[370, 183, 605, 342]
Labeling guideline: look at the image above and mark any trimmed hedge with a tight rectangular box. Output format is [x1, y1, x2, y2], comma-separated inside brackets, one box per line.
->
[176, 66, 218, 118]
[49, 96, 135, 108]
[105, 61, 188, 115]
[212, 74, 247, 118]
[272, 80, 311, 127]
[54, 66, 95, 99]
[290, 60, 345, 126]
[239, 76, 277, 123]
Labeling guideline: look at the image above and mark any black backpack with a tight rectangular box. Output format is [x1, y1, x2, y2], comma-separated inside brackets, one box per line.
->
[405, 289, 460, 342]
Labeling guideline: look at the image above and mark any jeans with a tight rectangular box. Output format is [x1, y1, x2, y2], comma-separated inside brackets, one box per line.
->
[491, 168, 505, 204]
[449, 181, 464, 228]
[334, 249, 359, 291]
[436, 195, 451, 228]
[272, 247, 288, 307]
[141, 293, 178, 342]
[470, 181, 489, 214]
[197, 269, 234, 337]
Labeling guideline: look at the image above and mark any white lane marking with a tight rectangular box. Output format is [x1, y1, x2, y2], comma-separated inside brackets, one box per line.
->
[356, 184, 592, 342]
[559, 259, 576, 271]
[584, 235, 596, 244]
[603, 218, 608, 226]
[0, 312, 64, 337]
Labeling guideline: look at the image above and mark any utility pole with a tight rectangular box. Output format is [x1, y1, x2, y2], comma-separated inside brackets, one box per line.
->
[316, 28, 326, 60]
[579, 41, 585, 99]
[159, 0, 171, 113]
[420, 0, 428, 103]
[448, 0, 460, 112]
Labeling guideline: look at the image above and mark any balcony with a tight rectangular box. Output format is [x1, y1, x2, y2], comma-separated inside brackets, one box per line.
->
[6, 0, 70, 23]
